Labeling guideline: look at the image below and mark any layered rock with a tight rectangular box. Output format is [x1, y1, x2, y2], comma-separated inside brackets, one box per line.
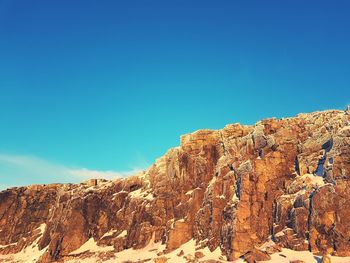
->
[1, 108, 350, 262]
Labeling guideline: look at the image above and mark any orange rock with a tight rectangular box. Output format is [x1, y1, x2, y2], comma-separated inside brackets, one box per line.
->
[1, 108, 350, 262]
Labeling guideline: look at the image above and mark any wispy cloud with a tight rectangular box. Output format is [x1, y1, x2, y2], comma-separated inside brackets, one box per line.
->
[68, 168, 143, 180]
[0, 153, 144, 190]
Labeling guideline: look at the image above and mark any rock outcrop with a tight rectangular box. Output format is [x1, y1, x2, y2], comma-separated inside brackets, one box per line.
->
[1, 108, 350, 262]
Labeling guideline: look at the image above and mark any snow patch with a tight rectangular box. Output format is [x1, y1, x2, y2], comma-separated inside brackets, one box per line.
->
[143, 192, 154, 201]
[0, 242, 18, 249]
[128, 188, 142, 198]
[185, 190, 194, 195]
[117, 230, 127, 238]
[101, 229, 118, 239]
[69, 238, 114, 255]
[302, 173, 325, 187]
[0, 224, 47, 263]
[267, 248, 350, 263]
[232, 193, 239, 202]
[164, 239, 230, 263]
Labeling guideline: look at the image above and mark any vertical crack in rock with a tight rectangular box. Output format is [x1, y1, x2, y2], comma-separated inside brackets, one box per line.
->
[325, 156, 335, 184]
[271, 199, 277, 241]
[258, 148, 264, 159]
[315, 138, 334, 177]
[315, 155, 327, 176]
[294, 156, 301, 176]
[322, 138, 333, 153]
[235, 176, 242, 200]
[52, 236, 63, 260]
[235, 161, 252, 200]
[219, 131, 227, 156]
[252, 124, 267, 160]
[307, 189, 317, 252]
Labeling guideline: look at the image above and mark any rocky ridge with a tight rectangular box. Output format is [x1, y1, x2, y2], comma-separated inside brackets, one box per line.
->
[1, 108, 350, 262]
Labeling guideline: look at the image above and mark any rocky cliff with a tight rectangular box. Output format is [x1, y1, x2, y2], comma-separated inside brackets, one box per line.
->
[1, 108, 350, 263]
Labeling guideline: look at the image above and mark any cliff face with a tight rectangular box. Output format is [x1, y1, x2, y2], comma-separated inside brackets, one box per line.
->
[1, 108, 350, 262]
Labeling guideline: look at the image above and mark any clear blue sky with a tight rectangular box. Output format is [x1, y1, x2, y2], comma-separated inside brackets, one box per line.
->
[1, 0, 350, 188]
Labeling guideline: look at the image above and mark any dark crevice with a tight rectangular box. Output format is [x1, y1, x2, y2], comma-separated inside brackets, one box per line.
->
[315, 138, 333, 177]
[219, 131, 227, 156]
[295, 156, 301, 176]
[52, 236, 64, 259]
[229, 164, 235, 172]
[129, 184, 140, 192]
[209, 202, 213, 224]
[315, 155, 326, 177]
[329, 157, 334, 164]
[333, 238, 337, 251]
[307, 189, 317, 252]
[236, 176, 242, 200]
[258, 149, 264, 159]
[271, 143, 278, 151]
[271, 200, 277, 242]
[286, 209, 294, 229]
[322, 138, 333, 153]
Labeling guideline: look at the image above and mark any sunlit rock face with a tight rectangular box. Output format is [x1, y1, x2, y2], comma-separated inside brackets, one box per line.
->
[1, 108, 350, 262]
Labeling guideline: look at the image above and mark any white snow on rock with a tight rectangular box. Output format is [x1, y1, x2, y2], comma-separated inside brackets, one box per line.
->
[302, 173, 325, 187]
[3, 223, 350, 263]
[232, 193, 239, 202]
[164, 239, 230, 263]
[143, 191, 154, 200]
[128, 187, 154, 200]
[116, 230, 127, 238]
[265, 248, 350, 263]
[101, 229, 118, 239]
[128, 188, 142, 198]
[0, 242, 18, 249]
[185, 189, 194, 195]
[0, 224, 47, 263]
[69, 238, 114, 255]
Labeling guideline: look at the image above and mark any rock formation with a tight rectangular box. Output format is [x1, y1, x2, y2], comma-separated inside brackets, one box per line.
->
[1, 108, 350, 262]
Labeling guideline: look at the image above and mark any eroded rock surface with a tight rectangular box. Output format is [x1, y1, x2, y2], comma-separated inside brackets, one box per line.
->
[1, 108, 350, 262]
